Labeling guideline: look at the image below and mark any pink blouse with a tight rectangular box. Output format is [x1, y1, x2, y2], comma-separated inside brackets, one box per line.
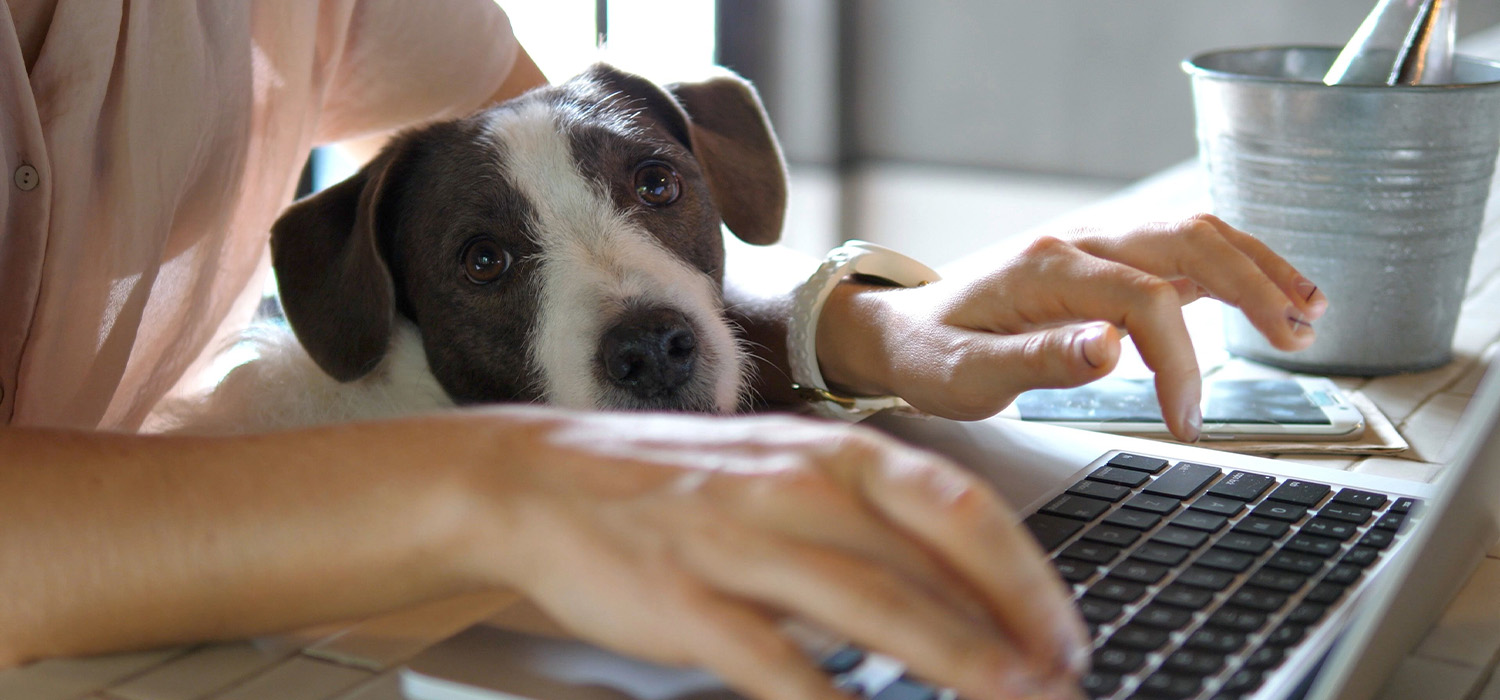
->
[1, 0, 519, 430]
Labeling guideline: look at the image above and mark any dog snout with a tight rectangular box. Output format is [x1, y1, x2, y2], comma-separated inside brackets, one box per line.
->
[598, 308, 698, 399]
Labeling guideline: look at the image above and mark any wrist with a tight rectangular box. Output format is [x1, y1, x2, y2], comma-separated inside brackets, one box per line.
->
[815, 281, 902, 397]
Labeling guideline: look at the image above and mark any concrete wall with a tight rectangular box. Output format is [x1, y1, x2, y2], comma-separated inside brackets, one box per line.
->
[723, 1, 1500, 180]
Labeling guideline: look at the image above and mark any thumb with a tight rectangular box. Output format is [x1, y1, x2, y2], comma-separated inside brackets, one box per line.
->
[998, 321, 1122, 392]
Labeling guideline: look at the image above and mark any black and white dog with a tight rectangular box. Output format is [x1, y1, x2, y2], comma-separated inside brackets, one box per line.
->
[173, 65, 787, 433]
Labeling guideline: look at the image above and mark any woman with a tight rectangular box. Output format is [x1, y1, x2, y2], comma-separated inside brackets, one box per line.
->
[0, 3, 1325, 699]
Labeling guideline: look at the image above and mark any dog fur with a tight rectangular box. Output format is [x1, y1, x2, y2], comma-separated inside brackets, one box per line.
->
[165, 64, 787, 434]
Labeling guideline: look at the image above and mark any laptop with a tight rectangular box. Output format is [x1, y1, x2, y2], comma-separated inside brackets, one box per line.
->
[394, 364, 1500, 700]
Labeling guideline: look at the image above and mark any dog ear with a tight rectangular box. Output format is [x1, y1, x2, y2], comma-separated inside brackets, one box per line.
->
[270, 142, 410, 382]
[667, 72, 787, 246]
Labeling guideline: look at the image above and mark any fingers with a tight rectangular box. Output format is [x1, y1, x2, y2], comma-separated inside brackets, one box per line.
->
[1069, 214, 1326, 352]
[850, 449, 1091, 692]
[671, 593, 850, 700]
[916, 323, 1122, 421]
[680, 524, 1066, 700]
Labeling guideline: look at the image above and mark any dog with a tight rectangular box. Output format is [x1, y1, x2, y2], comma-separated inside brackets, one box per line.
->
[168, 64, 787, 434]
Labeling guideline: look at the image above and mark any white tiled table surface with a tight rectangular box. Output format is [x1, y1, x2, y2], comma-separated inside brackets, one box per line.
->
[7, 26, 1500, 700]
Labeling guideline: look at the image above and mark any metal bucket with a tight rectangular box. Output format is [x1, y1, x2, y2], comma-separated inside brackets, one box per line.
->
[1184, 46, 1500, 375]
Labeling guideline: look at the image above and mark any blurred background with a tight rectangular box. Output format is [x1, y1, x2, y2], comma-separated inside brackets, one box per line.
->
[380, 2, 1500, 266]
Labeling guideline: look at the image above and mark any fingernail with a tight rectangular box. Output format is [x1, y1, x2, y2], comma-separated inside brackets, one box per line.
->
[1181, 403, 1202, 443]
[1078, 324, 1110, 369]
[1297, 278, 1330, 320]
[1287, 308, 1315, 339]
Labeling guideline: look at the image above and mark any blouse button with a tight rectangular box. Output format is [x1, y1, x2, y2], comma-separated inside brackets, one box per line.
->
[14, 164, 39, 191]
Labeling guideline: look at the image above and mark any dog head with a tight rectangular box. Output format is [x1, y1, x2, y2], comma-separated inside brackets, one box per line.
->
[270, 64, 786, 413]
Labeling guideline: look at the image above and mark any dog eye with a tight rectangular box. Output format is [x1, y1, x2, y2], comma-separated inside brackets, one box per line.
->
[633, 161, 681, 207]
[460, 238, 512, 285]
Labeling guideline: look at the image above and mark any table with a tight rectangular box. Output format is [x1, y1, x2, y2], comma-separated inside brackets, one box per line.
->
[6, 26, 1500, 700]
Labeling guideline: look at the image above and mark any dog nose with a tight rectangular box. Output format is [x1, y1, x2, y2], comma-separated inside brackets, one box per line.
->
[599, 308, 698, 398]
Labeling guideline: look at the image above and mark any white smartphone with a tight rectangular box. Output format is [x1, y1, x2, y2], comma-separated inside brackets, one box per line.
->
[1004, 376, 1365, 440]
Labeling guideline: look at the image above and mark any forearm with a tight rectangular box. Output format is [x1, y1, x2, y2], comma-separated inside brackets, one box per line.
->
[0, 416, 514, 666]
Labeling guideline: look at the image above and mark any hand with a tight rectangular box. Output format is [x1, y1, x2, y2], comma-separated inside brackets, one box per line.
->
[462, 409, 1089, 700]
[817, 214, 1329, 441]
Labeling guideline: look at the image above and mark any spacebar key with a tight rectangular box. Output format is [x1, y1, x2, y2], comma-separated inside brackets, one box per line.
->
[1144, 463, 1222, 500]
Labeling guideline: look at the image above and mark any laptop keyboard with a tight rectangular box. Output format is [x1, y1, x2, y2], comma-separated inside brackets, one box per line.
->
[818, 451, 1419, 700]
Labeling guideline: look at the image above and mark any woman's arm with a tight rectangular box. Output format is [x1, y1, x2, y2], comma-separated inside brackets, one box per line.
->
[0, 407, 1088, 700]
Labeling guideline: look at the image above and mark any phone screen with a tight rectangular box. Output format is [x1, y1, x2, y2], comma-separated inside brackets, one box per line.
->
[1014, 378, 1333, 425]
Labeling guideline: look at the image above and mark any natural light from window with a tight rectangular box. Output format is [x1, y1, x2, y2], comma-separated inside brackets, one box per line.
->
[501, 0, 717, 84]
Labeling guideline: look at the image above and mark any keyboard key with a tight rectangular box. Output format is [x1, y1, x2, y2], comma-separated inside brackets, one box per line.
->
[1184, 628, 1247, 655]
[1189, 494, 1246, 517]
[1341, 546, 1381, 568]
[1207, 606, 1268, 633]
[1287, 602, 1328, 625]
[1113, 559, 1170, 585]
[1265, 551, 1326, 575]
[1152, 525, 1210, 549]
[1228, 586, 1288, 612]
[1248, 567, 1308, 593]
[1093, 646, 1147, 674]
[1391, 497, 1418, 513]
[1197, 547, 1256, 573]
[1066, 479, 1131, 503]
[1108, 453, 1169, 473]
[1284, 533, 1342, 557]
[1173, 509, 1229, 533]
[1124, 493, 1182, 515]
[1375, 512, 1407, 531]
[1104, 508, 1161, 531]
[820, 646, 865, 674]
[1251, 501, 1307, 522]
[1266, 623, 1307, 647]
[1078, 596, 1124, 624]
[1303, 517, 1358, 541]
[1333, 489, 1388, 509]
[1318, 503, 1373, 525]
[1138, 672, 1201, 699]
[1359, 529, 1395, 550]
[1079, 672, 1120, 699]
[1221, 668, 1266, 695]
[1324, 563, 1363, 585]
[1157, 584, 1216, 610]
[1161, 649, 1226, 676]
[1144, 462, 1222, 499]
[1041, 494, 1113, 522]
[1024, 513, 1084, 551]
[1052, 557, 1097, 583]
[1082, 523, 1141, 547]
[1110, 624, 1171, 652]
[1134, 542, 1192, 566]
[1089, 578, 1147, 604]
[1233, 516, 1290, 539]
[1205, 471, 1276, 501]
[1245, 644, 1287, 670]
[1060, 541, 1122, 565]
[1266, 480, 1331, 507]
[872, 677, 939, 700]
[1177, 565, 1235, 590]
[1088, 466, 1151, 487]
[1305, 582, 1347, 605]
[1217, 532, 1273, 555]
[1132, 604, 1194, 630]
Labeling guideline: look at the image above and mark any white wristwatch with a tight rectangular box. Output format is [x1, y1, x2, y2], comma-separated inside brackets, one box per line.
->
[788, 240, 942, 421]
